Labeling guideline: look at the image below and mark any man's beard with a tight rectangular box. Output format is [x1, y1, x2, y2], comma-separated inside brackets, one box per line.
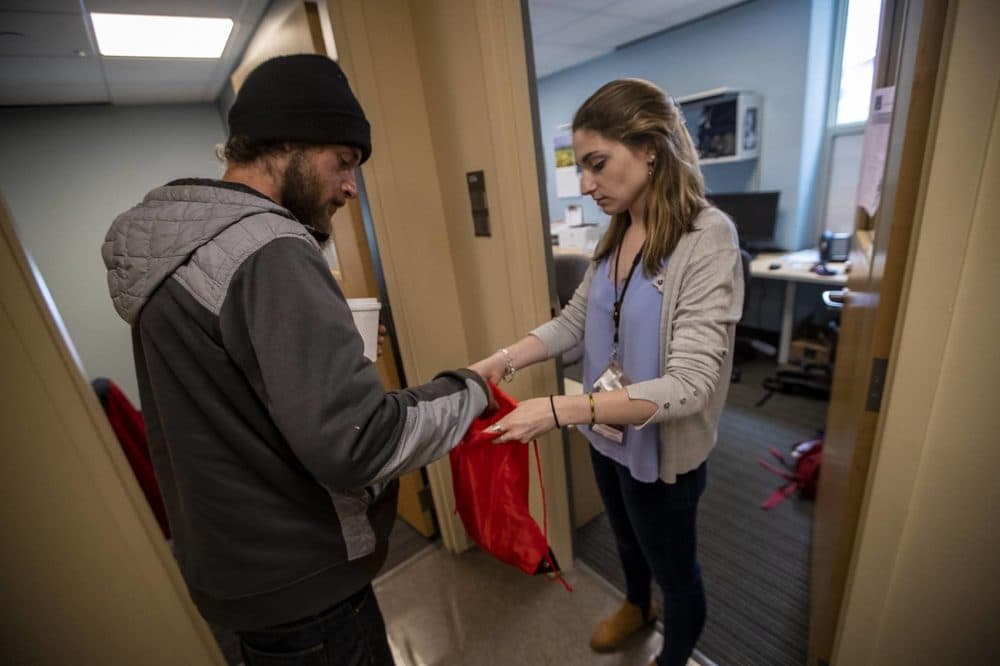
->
[280, 151, 334, 237]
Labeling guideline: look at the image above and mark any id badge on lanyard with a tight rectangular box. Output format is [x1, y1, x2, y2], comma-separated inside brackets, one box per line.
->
[592, 359, 630, 444]
[591, 242, 642, 445]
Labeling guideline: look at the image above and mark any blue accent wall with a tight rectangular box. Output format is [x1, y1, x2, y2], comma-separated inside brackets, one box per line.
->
[535, 0, 830, 251]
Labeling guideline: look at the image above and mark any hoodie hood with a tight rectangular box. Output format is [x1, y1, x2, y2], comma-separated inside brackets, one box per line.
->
[103, 181, 294, 324]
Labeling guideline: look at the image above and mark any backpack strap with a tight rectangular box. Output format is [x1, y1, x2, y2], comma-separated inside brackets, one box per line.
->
[533, 440, 572, 592]
[758, 458, 797, 483]
[762, 483, 798, 510]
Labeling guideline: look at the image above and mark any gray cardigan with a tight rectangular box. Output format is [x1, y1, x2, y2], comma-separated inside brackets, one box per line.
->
[532, 208, 744, 483]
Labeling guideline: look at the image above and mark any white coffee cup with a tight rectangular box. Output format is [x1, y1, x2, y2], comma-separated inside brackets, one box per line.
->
[346, 298, 381, 361]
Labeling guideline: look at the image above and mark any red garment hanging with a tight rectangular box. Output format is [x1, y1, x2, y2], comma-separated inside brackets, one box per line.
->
[450, 383, 568, 588]
[93, 378, 171, 538]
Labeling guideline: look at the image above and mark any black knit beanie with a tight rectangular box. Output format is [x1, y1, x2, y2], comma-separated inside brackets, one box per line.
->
[228, 54, 371, 163]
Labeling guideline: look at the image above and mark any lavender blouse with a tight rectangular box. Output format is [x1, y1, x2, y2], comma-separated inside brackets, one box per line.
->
[580, 256, 665, 483]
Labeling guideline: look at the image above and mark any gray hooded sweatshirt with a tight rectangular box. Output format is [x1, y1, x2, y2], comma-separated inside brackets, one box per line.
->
[103, 180, 487, 630]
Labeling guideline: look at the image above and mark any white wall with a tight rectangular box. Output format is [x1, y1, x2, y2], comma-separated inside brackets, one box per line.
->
[0, 104, 226, 403]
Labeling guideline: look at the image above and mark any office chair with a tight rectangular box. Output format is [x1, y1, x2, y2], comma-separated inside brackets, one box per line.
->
[553, 253, 590, 381]
[554, 252, 590, 308]
[732, 248, 754, 383]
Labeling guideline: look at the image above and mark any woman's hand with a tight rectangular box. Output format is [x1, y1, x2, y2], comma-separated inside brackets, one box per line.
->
[468, 352, 507, 385]
[486, 397, 558, 443]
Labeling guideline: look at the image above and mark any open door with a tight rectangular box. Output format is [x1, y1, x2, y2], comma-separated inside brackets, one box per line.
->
[808, 1, 949, 663]
[2, 195, 226, 663]
[228, 0, 437, 538]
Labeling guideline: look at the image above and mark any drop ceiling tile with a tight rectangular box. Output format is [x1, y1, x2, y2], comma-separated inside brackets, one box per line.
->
[0, 10, 93, 57]
[528, 4, 586, 38]
[86, 0, 244, 19]
[102, 57, 221, 104]
[0, 0, 80, 12]
[607, 0, 736, 21]
[0, 55, 108, 105]
[532, 0, 616, 12]
[532, 43, 611, 78]
[546, 12, 648, 49]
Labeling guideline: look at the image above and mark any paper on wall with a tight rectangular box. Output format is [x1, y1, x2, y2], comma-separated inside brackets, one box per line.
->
[554, 127, 581, 198]
[856, 86, 895, 217]
[556, 167, 581, 198]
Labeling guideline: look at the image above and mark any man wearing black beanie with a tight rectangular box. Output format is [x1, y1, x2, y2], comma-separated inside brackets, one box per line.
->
[103, 54, 492, 665]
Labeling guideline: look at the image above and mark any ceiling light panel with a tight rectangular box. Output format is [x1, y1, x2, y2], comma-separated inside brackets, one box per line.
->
[90, 13, 233, 58]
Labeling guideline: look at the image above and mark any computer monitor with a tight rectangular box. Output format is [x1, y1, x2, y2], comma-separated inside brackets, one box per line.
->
[706, 191, 780, 251]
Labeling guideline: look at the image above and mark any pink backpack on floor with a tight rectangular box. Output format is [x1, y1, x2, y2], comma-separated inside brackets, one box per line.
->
[759, 438, 823, 509]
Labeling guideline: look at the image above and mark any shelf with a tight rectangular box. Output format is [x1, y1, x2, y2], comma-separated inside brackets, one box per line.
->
[675, 87, 735, 104]
[699, 154, 757, 166]
[679, 90, 760, 164]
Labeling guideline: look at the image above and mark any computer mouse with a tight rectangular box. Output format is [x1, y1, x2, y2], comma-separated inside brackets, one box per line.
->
[768, 262, 782, 270]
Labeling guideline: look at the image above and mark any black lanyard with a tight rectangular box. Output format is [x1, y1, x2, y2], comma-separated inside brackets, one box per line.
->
[612, 242, 643, 348]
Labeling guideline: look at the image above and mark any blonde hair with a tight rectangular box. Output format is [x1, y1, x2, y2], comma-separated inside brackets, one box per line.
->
[573, 79, 708, 275]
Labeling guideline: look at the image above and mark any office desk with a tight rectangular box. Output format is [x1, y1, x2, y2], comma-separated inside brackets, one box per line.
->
[551, 245, 593, 258]
[750, 249, 847, 364]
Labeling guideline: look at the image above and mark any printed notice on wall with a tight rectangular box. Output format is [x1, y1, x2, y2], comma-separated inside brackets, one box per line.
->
[554, 128, 581, 198]
[856, 86, 895, 217]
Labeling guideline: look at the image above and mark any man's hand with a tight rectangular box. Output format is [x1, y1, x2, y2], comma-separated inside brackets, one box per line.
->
[466, 356, 500, 415]
[469, 352, 507, 385]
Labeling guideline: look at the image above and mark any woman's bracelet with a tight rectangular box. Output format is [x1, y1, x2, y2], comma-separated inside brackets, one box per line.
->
[549, 395, 562, 429]
[498, 348, 516, 382]
[587, 392, 597, 426]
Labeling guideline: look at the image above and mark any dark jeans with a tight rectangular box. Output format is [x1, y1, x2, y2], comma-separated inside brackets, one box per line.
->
[238, 585, 394, 666]
[590, 448, 707, 666]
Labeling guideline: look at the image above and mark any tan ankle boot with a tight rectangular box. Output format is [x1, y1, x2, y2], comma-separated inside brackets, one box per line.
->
[589, 600, 658, 653]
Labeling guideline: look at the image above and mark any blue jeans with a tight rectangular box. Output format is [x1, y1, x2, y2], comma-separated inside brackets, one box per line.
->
[590, 448, 707, 666]
[238, 585, 394, 666]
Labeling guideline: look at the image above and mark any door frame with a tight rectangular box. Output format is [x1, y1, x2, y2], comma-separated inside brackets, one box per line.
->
[808, 0, 952, 662]
[2, 196, 226, 664]
[832, 0, 997, 659]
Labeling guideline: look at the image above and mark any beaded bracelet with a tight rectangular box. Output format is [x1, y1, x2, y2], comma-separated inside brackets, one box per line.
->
[498, 348, 516, 383]
[587, 392, 596, 426]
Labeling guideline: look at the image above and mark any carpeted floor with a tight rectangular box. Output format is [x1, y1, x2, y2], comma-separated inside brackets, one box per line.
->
[577, 358, 827, 666]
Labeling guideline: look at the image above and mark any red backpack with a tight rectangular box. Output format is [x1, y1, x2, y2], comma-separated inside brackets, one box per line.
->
[759, 438, 823, 510]
[450, 383, 570, 590]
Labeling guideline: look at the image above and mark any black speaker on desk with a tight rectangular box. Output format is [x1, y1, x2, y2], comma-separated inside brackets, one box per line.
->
[819, 230, 851, 263]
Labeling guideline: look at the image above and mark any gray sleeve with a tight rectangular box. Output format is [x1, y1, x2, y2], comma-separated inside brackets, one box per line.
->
[367, 374, 487, 485]
[530, 263, 594, 357]
[220, 237, 488, 491]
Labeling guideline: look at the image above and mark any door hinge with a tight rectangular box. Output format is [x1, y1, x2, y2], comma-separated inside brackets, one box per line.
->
[865, 357, 889, 412]
[418, 486, 434, 513]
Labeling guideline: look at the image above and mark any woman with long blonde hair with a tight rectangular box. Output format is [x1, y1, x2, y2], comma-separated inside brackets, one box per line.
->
[471, 79, 743, 665]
